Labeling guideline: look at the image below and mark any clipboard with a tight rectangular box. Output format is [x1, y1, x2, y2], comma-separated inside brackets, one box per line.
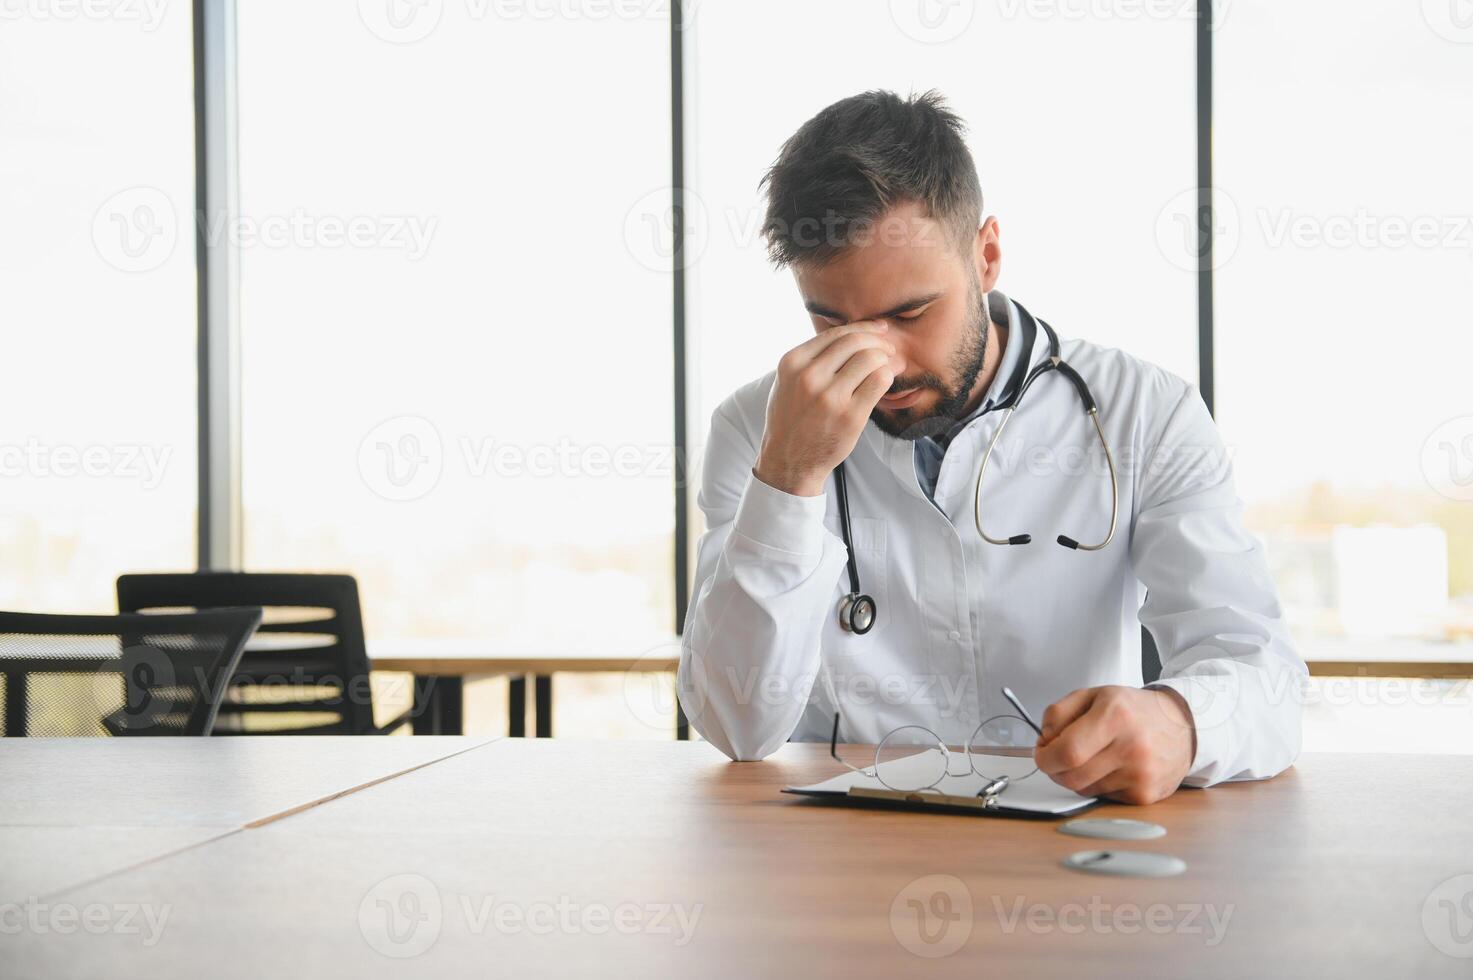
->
[782, 750, 1100, 820]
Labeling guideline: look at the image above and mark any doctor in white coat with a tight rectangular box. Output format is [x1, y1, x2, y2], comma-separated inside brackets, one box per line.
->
[679, 90, 1306, 804]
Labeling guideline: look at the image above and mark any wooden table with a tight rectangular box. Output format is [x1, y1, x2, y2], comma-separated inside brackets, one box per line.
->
[4, 738, 1470, 977]
[368, 638, 683, 738]
[1298, 634, 1473, 678]
[0, 736, 493, 903]
[1305, 651, 1473, 679]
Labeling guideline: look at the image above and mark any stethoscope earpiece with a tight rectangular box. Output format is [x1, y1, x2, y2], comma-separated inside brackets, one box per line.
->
[974, 312, 1119, 554]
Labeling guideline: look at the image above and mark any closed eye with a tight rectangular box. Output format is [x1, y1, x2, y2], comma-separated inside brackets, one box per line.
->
[820, 308, 927, 328]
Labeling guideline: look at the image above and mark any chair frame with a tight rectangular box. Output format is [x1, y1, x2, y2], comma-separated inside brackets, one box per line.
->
[117, 573, 409, 735]
[0, 607, 262, 737]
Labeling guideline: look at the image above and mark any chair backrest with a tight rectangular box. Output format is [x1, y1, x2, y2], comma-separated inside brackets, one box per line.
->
[1141, 624, 1163, 685]
[116, 573, 375, 735]
[0, 608, 261, 737]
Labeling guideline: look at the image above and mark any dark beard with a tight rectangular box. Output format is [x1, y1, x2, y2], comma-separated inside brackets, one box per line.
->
[868, 284, 990, 442]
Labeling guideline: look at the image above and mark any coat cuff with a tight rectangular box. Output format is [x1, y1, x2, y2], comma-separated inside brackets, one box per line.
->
[1145, 678, 1219, 786]
[733, 470, 830, 557]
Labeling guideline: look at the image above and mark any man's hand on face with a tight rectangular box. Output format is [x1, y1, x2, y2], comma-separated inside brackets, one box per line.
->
[752, 322, 896, 497]
[1033, 685, 1197, 805]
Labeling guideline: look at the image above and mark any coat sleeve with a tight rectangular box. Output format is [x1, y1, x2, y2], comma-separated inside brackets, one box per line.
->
[677, 399, 852, 761]
[1130, 383, 1308, 787]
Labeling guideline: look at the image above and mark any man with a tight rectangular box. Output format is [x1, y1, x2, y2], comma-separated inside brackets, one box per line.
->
[678, 89, 1305, 804]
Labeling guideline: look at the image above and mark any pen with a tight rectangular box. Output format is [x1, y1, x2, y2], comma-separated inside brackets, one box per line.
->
[1001, 686, 1045, 739]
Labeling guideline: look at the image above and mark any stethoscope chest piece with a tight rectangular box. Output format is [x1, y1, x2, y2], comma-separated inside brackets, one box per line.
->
[832, 463, 878, 634]
[838, 592, 876, 634]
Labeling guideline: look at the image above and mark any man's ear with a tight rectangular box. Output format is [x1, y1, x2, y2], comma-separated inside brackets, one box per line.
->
[974, 216, 1002, 293]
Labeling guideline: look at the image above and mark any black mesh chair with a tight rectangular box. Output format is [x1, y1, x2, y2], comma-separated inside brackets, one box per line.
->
[116, 573, 410, 736]
[0, 608, 261, 737]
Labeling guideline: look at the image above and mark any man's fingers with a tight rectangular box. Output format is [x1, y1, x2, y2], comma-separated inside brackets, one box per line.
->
[1039, 687, 1098, 744]
[851, 362, 895, 410]
[783, 321, 888, 371]
[807, 329, 895, 379]
[1035, 704, 1116, 777]
[832, 346, 893, 397]
[1042, 736, 1124, 795]
[1079, 770, 1134, 800]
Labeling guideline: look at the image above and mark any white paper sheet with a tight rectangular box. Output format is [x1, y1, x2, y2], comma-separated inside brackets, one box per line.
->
[785, 749, 1096, 816]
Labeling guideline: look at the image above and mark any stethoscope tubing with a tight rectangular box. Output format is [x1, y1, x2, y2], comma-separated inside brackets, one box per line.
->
[833, 302, 1120, 633]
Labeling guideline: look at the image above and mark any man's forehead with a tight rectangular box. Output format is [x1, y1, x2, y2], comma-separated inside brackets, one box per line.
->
[794, 200, 959, 303]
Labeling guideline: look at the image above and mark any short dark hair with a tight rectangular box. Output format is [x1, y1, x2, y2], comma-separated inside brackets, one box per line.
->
[758, 89, 982, 270]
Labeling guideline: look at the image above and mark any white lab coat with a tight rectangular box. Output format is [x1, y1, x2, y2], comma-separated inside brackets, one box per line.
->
[679, 299, 1307, 788]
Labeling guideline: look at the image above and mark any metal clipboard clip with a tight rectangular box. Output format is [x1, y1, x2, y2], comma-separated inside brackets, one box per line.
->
[845, 775, 1012, 810]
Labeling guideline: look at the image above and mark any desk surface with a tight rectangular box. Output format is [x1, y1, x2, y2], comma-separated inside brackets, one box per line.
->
[0, 736, 493, 902]
[3, 739, 1470, 978]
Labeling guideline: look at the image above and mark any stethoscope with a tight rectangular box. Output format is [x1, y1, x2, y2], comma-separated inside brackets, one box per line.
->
[834, 301, 1119, 634]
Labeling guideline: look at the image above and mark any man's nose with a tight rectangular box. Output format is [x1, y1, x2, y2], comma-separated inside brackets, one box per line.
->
[881, 332, 908, 379]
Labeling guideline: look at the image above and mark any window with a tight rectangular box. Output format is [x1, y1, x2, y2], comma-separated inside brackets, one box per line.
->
[235, 5, 675, 735]
[0, 10, 196, 611]
[1216, 1, 1473, 749]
